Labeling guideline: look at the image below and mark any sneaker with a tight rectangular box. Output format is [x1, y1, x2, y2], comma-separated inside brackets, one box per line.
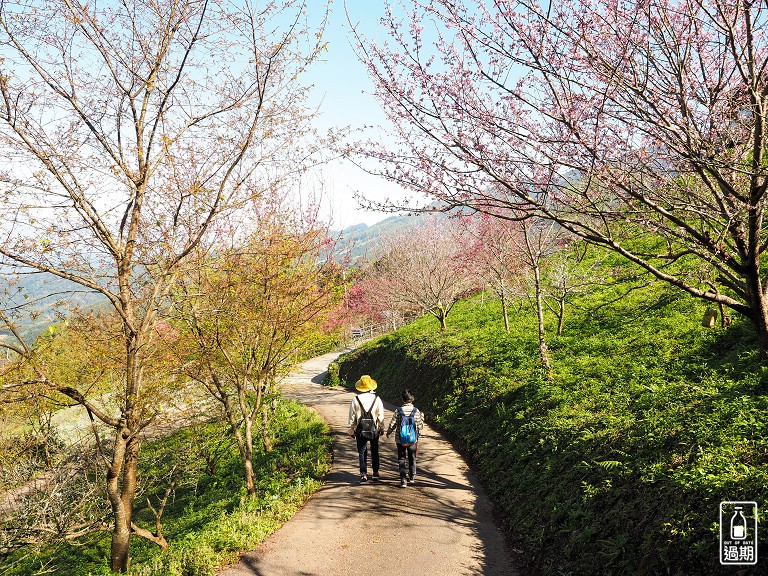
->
[360, 475, 368, 483]
[371, 474, 380, 481]
[400, 480, 407, 488]
[407, 477, 415, 484]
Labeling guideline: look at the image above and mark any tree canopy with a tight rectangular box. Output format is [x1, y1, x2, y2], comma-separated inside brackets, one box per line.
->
[0, 0, 328, 570]
[358, 0, 768, 354]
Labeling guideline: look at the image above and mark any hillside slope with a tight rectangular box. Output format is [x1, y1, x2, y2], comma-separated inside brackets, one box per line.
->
[332, 270, 768, 575]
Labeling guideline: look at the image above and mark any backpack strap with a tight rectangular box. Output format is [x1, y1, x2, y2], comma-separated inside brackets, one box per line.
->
[411, 408, 419, 438]
[396, 406, 404, 422]
[357, 394, 375, 417]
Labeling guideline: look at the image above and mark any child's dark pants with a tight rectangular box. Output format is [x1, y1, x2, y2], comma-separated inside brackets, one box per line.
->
[396, 443, 417, 480]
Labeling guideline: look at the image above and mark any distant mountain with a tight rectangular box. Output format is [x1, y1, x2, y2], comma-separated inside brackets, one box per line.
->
[0, 272, 106, 344]
[331, 211, 448, 262]
[331, 214, 412, 261]
[0, 212, 432, 343]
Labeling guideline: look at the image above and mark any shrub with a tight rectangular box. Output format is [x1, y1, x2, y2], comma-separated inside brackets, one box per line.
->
[5, 399, 331, 576]
[336, 279, 768, 575]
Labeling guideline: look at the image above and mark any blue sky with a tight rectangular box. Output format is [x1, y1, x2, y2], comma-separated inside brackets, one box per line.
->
[304, 1, 412, 228]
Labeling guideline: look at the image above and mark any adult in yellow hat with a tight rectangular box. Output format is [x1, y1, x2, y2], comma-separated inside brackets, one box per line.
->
[347, 374, 385, 482]
[354, 374, 377, 392]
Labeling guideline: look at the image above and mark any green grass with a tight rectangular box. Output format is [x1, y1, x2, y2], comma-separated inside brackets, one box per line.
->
[332, 266, 768, 575]
[2, 399, 331, 576]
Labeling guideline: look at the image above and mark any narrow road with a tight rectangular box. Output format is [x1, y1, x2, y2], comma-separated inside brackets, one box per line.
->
[219, 350, 517, 576]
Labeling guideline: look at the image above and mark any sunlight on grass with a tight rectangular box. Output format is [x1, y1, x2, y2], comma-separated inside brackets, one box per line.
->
[3, 400, 331, 576]
[334, 252, 768, 576]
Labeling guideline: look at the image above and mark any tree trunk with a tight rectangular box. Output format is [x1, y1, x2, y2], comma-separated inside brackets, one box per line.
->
[433, 301, 448, 331]
[500, 280, 510, 333]
[244, 416, 256, 496]
[556, 298, 565, 336]
[108, 425, 134, 573]
[262, 407, 273, 453]
[244, 458, 256, 496]
[109, 333, 143, 573]
[110, 521, 131, 573]
[216, 379, 258, 497]
[744, 264, 768, 359]
[751, 303, 768, 360]
[533, 264, 551, 371]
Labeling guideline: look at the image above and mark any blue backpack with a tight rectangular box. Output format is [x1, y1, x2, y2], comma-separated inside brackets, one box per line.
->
[397, 407, 418, 446]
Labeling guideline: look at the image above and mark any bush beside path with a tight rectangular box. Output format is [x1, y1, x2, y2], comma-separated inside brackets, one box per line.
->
[219, 350, 517, 576]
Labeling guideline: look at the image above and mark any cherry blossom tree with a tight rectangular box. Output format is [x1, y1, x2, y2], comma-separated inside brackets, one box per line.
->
[542, 242, 603, 336]
[357, 0, 768, 356]
[367, 217, 477, 331]
[0, 0, 328, 570]
[457, 210, 570, 367]
[508, 217, 567, 370]
[169, 200, 342, 497]
[346, 271, 415, 331]
[459, 212, 527, 332]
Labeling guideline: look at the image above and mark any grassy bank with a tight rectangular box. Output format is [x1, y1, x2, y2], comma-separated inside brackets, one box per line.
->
[2, 399, 331, 576]
[331, 276, 768, 575]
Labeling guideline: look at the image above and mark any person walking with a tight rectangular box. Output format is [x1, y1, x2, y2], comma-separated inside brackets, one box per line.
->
[386, 388, 424, 488]
[347, 374, 385, 483]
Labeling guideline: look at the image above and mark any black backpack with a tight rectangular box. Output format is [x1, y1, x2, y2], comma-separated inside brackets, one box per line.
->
[356, 395, 379, 440]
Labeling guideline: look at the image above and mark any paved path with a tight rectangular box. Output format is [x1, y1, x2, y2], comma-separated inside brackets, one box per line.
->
[219, 350, 517, 576]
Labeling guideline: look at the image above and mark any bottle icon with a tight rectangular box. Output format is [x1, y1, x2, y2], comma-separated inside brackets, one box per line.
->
[731, 506, 747, 540]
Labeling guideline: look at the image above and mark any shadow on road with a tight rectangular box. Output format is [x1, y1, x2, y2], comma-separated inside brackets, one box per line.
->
[220, 351, 516, 576]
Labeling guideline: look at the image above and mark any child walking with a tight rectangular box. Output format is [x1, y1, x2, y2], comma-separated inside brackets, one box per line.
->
[386, 388, 424, 487]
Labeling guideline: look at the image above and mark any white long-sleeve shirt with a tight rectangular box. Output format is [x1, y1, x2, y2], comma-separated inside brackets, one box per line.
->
[348, 390, 385, 431]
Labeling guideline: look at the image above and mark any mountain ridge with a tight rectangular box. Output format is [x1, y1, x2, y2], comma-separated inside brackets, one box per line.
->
[0, 213, 420, 343]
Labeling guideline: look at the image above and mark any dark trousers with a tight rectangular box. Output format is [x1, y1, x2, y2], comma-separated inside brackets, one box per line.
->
[397, 443, 417, 480]
[355, 433, 380, 476]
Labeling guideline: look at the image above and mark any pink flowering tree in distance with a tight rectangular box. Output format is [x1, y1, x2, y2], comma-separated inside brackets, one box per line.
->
[347, 274, 415, 331]
[368, 217, 478, 331]
[356, 0, 768, 356]
[460, 211, 529, 333]
[462, 210, 569, 368]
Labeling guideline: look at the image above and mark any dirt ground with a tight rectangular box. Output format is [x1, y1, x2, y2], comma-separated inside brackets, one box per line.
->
[218, 350, 519, 576]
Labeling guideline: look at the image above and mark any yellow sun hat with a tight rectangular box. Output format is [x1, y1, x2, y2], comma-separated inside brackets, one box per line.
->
[354, 374, 378, 392]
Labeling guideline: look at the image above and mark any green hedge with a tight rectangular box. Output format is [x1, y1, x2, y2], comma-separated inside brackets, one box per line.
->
[333, 283, 768, 575]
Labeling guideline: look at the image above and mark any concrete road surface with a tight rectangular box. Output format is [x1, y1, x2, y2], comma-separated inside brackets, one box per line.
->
[219, 350, 518, 576]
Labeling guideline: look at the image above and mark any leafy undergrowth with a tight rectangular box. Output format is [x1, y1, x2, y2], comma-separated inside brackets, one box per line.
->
[3, 400, 331, 576]
[332, 276, 768, 575]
